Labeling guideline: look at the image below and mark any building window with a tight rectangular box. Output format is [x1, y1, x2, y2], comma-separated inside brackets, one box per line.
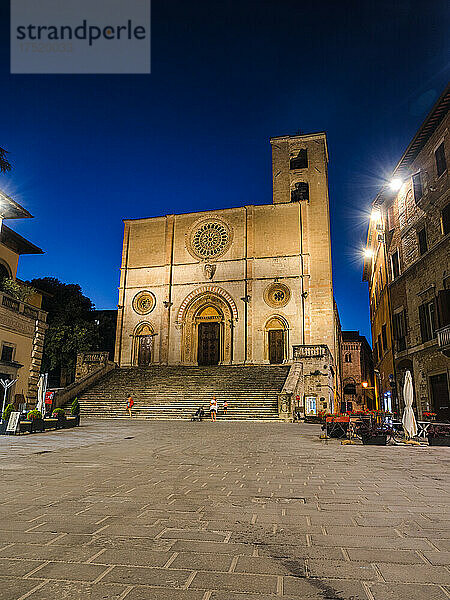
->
[435, 141, 447, 177]
[378, 334, 382, 358]
[442, 204, 450, 236]
[373, 341, 378, 363]
[391, 250, 400, 280]
[381, 324, 388, 352]
[291, 182, 309, 202]
[1, 344, 14, 362]
[417, 227, 428, 256]
[393, 310, 407, 352]
[419, 300, 437, 343]
[344, 353, 352, 363]
[412, 172, 423, 201]
[290, 149, 308, 170]
[379, 267, 383, 288]
[387, 205, 395, 231]
[344, 383, 356, 395]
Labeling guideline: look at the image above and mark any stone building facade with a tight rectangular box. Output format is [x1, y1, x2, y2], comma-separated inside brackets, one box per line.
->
[0, 191, 47, 406]
[115, 132, 340, 410]
[340, 330, 375, 411]
[363, 85, 450, 419]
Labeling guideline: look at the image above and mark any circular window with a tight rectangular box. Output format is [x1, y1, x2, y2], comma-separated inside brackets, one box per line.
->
[264, 283, 291, 308]
[187, 218, 233, 261]
[132, 291, 156, 315]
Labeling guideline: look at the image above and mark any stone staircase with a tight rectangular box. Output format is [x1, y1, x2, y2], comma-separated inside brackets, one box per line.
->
[77, 365, 290, 421]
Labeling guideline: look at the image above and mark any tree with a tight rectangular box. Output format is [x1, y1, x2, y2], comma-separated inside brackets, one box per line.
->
[0, 147, 12, 174]
[28, 278, 100, 386]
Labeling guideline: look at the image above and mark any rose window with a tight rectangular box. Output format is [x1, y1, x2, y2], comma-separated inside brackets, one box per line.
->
[264, 283, 291, 308]
[188, 219, 232, 260]
[132, 291, 156, 315]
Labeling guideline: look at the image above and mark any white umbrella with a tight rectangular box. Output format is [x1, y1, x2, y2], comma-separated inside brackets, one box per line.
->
[402, 371, 417, 439]
[36, 374, 45, 416]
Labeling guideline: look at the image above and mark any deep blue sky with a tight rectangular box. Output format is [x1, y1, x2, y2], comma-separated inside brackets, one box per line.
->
[0, 0, 449, 341]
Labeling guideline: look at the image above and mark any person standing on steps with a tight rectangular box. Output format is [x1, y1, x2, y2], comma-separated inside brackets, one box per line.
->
[126, 394, 134, 418]
[223, 400, 228, 416]
[210, 396, 218, 422]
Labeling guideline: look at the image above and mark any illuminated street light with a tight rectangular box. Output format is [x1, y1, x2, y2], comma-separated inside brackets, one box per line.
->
[364, 249, 373, 259]
[362, 381, 368, 388]
[389, 178, 403, 191]
[371, 209, 381, 222]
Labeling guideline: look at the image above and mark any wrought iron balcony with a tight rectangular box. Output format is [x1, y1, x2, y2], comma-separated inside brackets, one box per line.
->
[436, 325, 450, 357]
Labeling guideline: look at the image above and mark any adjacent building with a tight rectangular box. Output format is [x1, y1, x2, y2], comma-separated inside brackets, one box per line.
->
[363, 85, 450, 420]
[115, 132, 341, 413]
[340, 330, 375, 411]
[0, 191, 47, 407]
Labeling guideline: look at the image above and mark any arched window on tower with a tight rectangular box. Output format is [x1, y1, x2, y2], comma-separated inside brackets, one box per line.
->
[291, 182, 309, 202]
[290, 149, 308, 170]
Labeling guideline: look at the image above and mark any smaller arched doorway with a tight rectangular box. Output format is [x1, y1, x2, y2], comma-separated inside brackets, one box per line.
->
[133, 323, 155, 366]
[265, 316, 288, 364]
[196, 305, 223, 365]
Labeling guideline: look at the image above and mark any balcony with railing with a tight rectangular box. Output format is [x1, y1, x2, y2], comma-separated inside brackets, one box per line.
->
[293, 344, 331, 360]
[0, 290, 45, 324]
[437, 325, 450, 357]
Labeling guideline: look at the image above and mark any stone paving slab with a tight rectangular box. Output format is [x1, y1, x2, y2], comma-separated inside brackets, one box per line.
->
[0, 420, 449, 600]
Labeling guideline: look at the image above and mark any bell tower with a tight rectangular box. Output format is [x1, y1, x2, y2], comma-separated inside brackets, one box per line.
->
[270, 132, 329, 205]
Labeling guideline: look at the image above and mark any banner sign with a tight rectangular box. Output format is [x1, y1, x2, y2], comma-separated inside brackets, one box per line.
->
[305, 396, 317, 415]
[45, 391, 55, 404]
[6, 411, 20, 433]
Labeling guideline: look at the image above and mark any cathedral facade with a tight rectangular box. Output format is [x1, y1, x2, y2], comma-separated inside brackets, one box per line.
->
[115, 132, 338, 371]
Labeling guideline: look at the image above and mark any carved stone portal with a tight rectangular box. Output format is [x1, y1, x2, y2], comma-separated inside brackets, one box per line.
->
[180, 291, 233, 365]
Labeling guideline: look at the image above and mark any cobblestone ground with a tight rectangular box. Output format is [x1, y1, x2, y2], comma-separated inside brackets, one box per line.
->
[0, 420, 449, 600]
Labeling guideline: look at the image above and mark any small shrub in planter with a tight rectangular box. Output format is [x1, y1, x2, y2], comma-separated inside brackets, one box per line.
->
[52, 407, 66, 429]
[360, 423, 392, 446]
[427, 424, 450, 446]
[1, 403, 14, 432]
[27, 409, 44, 433]
[71, 397, 80, 425]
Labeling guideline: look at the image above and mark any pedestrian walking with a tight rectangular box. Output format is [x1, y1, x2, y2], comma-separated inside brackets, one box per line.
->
[210, 396, 218, 422]
[126, 394, 134, 418]
[223, 400, 228, 416]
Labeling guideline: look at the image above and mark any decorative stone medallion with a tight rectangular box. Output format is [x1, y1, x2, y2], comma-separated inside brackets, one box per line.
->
[132, 291, 156, 315]
[187, 217, 233, 261]
[264, 283, 291, 308]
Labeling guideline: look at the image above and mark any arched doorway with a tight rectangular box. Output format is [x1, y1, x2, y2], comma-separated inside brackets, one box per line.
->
[265, 316, 288, 364]
[133, 323, 155, 366]
[196, 306, 222, 365]
[177, 288, 237, 365]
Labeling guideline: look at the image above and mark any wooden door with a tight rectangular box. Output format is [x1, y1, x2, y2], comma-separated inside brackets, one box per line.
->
[268, 330, 284, 364]
[197, 322, 220, 365]
[138, 335, 153, 366]
[430, 373, 450, 422]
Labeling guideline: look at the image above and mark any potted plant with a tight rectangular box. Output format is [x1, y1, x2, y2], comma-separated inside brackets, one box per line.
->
[52, 407, 67, 428]
[0, 403, 14, 434]
[359, 422, 392, 445]
[427, 424, 450, 446]
[423, 412, 437, 422]
[27, 409, 44, 433]
[325, 414, 350, 438]
[71, 397, 80, 426]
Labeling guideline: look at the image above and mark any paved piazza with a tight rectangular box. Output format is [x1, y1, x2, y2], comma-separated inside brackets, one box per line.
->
[0, 421, 449, 600]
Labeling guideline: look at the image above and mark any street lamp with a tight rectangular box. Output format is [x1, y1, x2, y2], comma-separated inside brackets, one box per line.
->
[389, 178, 403, 191]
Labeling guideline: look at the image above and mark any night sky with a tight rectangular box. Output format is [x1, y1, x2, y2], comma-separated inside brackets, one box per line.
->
[0, 0, 448, 341]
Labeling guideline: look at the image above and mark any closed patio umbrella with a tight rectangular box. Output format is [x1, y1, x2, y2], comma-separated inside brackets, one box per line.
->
[402, 370, 417, 439]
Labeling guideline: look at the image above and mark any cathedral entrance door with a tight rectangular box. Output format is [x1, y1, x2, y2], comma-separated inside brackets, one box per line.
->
[197, 322, 220, 365]
[268, 329, 284, 364]
[138, 335, 153, 366]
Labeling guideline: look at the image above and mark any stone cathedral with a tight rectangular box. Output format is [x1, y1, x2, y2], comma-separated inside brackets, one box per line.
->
[114, 132, 338, 374]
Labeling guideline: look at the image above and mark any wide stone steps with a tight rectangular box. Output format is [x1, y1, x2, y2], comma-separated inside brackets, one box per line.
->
[78, 365, 289, 421]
